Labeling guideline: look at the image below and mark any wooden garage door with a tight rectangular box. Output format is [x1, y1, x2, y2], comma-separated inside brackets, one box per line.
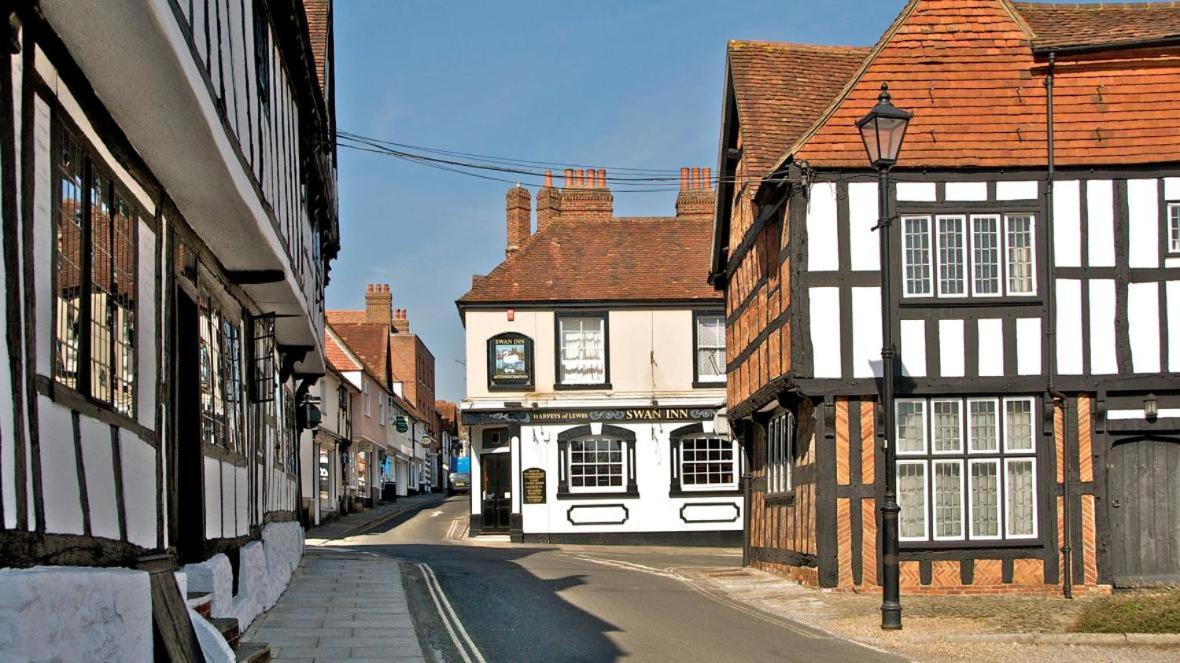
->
[1107, 436, 1180, 587]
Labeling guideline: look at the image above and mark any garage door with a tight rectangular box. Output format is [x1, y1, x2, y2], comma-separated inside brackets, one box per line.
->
[1107, 436, 1180, 587]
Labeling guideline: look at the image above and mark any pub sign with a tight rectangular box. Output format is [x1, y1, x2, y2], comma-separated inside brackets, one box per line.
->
[488, 332, 534, 390]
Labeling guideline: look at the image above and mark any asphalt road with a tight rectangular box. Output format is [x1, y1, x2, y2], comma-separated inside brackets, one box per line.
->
[342, 495, 898, 663]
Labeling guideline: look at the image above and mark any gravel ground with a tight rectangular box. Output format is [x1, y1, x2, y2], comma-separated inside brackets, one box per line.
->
[683, 567, 1180, 662]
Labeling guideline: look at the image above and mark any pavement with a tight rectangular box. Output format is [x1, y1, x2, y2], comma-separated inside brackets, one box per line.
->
[304, 493, 444, 545]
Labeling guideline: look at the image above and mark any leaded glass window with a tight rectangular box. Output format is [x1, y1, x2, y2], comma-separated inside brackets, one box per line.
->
[937, 215, 965, 296]
[972, 215, 1001, 295]
[902, 216, 932, 296]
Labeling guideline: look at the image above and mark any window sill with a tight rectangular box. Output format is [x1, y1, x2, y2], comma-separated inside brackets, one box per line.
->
[34, 374, 155, 445]
[554, 383, 613, 391]
[556, 490, 639, 501]
[899, 297, 1042, 309]
[669, 488, 741, 498]
[692, 380, 727, 389]
[203, 441, 249, 467]
[764, 491, 795, 506]
[899, 539, 1042, 551]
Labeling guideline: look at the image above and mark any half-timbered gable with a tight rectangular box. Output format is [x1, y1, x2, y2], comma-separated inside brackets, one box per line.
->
[1, 1, 337, 658]
[714, 0, 1180, 596]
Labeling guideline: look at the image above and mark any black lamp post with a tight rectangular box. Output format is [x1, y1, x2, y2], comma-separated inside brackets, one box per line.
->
[856, 82, 911, 631]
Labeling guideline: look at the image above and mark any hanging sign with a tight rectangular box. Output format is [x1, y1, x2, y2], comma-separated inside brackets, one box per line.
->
[487, 333, 534, 390]
[395, 415, 409, 433]
[522, 468, 546, 504]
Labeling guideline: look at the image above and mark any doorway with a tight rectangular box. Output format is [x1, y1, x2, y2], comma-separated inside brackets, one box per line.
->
[172, 286, 204, 563]
[1106, 436, 1180, 587]
[480, 452, 511, 533]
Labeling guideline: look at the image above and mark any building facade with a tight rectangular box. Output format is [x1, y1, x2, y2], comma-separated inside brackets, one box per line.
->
[712, 0, 1180, 594]
[458, 170, 739, 544]
[1, 0, 337, 658]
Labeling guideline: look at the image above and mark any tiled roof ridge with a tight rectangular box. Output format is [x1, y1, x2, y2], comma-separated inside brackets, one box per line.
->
[728, 39, 868, 53]
[1015, 1, 1180, 9]
[769, 0, 923, 175]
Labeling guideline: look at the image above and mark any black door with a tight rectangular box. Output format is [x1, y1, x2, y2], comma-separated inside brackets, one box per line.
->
[173, 287, 205, 563]
[481, 453, 511, 533]
[1107, 436, 1180, 587]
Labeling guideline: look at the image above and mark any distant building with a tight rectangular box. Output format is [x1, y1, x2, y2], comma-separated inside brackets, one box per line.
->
[457, 168, 738, 544]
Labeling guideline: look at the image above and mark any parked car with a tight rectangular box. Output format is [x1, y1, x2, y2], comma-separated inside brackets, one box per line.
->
[448, 472, 471, 496]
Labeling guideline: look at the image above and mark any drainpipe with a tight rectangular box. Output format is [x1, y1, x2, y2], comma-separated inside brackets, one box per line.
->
[1044, 51, 1073, 599]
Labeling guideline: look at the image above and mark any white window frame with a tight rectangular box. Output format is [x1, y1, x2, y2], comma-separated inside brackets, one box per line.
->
[901, 215, 933, 298]
[378, 392, 386, 426]
[930, 398, 964, 455]
[895, 399, 928, 456]
[557, 314, 608, 386]
[935, 214, 967, 297]
[931, 459, 966, 541]
[363, 379, 370, 417]
[1002, 397, 1036, 453]
[567, 436, 628, 494]
[1004, 456, 1039, 540]
[966, 398, 1001, 454]
[968, 458, 1003, 541]
[897, 459, 930, 542]
[1003, 214, 1037, 296]
[969, 214, 1003, 298]
[1168, 203, 1180, 254]
[695, 313, 726, 384]
[679, 436, 739, 492]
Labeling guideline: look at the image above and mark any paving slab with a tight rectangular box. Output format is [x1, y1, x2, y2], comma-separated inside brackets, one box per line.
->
[242, 549, 425, 662]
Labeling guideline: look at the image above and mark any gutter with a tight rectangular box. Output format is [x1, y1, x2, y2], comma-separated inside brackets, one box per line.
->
[1032, 35, 1180, 57]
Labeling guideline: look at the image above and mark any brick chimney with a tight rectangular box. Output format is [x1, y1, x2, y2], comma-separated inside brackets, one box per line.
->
[365, 284, 392, 326]
[506, 184, 531, 256]
[392, 308, 410, 333]
[536, 170, 561, 234]
[560, 166, 612, 220]
[675, 165, 716, 221]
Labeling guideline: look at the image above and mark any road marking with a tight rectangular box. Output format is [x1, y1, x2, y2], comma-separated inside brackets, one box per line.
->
[431, 510, 443, 518]
[571, 554, 682, 580]
[417, 563, 486, 663]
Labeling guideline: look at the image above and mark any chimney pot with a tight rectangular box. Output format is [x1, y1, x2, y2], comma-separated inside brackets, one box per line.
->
[563, 168, 574, 188]
[691, 167, 702, 190]
[597, 169, 607, 188]
[544, 170, 553, 187]
[680, 167, 689, 192]
[703, 167, 712, 190]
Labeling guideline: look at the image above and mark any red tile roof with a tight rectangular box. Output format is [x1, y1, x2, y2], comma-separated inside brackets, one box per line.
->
[328, 322, 389, 384]
[782, 0, 1180, 170]
[458, 216, 720, 305]
[728, 41, 869, 178]
[302, 0, 330, 92]
[324, 331, 361, 372]
[1014, 1, 1180, 51]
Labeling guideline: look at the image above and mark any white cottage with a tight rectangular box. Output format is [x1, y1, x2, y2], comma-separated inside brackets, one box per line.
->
[1, 0, 337, 658]
[457, 170, 740, 544]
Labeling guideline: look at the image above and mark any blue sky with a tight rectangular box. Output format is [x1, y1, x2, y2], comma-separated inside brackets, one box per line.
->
[328, 0, 1078, 403]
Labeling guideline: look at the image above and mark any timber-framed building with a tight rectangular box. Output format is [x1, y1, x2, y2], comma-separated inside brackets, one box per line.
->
[1, 0, 338, 658]
[713, 0, 1180, 594]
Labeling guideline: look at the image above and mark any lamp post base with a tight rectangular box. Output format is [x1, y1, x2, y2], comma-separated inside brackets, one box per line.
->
[880, 497, 903, 630]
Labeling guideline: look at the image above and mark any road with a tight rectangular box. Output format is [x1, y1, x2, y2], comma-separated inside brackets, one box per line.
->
[339, 495, 898, 663]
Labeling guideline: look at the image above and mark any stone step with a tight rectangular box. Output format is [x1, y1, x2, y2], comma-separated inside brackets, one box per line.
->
[186, 592, 213, 619]
[235, 642, 271, 663]
[208, 617, 241, 649]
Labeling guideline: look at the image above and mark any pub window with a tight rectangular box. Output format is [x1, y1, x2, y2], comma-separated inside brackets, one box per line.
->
[694, 313, 726, 384]
[568, 436, 626, 493]
[902, 213, 1037, 298]
[767, 411, 794, 495]
[1167, 203, 1180, 254]
[678, 436, 738, 490]
[557, 314, 607, 386]
[52, 119, 138, 417]
[896, 396, 1038, 543]
[199, 296, 244, 452]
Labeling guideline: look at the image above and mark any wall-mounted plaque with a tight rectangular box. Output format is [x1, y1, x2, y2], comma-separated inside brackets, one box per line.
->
[488, 333, 534, 390]
[522, 467, 546, 504]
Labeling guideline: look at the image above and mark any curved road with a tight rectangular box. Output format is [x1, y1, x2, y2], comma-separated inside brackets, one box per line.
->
[340, 495, 898, 663]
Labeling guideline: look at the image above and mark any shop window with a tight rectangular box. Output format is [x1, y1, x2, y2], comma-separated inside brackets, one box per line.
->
[767, 411, 794, 495]
[694, 312, 726, 385]
[895, 396, 1038, 543]
[557, 425, 637, 498]
[902, 213, 1037, 298]
[556, 314, 608, 387]
[52, 118, 138, 417]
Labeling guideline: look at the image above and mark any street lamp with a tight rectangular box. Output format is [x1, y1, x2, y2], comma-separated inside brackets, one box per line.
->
[856, 82, 911, 631]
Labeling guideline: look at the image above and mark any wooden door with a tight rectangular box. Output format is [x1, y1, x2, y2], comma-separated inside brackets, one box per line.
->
[480, 453, 511, 533]
[1106, 436, 1180, 587]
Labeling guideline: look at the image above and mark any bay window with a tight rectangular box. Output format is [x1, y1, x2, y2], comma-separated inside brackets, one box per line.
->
[557, 314, 608, 387]
[896, 396, 1038, 543]
[902, 213, 1037, 298]
[52, 118, 139, 417]
[694, 312, 726, 385]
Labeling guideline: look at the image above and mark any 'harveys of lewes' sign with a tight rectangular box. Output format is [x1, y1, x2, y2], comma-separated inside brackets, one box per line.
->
[522, 468, 546, 504]
[487, 333, 534, 390]
[462, 407, 720, 426]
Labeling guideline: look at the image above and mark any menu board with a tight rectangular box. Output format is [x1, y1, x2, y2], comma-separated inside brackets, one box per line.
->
[522, 467, 546, 504]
